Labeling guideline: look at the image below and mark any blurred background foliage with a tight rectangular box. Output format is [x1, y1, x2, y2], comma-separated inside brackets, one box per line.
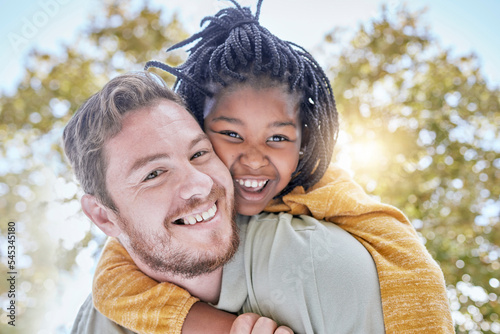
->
[0, 0, 498, 333]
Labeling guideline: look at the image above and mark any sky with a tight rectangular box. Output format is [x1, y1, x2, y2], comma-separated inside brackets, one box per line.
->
[1, 0, 500, 97]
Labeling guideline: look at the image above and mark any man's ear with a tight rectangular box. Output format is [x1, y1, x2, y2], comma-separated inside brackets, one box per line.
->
[81, 194, 121, 237]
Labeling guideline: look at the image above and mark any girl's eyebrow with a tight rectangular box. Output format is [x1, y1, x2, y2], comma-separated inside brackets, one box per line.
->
[270, 121, 297, 128]
[210, 116, 243, 125]
[211, 116, 296, 128]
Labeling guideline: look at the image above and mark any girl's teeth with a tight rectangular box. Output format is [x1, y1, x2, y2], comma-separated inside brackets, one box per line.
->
[236, 179, 268, 189]
[186, 216, 197, 225]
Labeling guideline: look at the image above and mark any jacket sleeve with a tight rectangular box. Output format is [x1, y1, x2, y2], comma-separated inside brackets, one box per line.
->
[92, 238, 199, 334]
[264, 163, 454, 334]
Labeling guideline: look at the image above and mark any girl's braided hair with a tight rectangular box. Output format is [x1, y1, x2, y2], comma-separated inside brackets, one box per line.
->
[146, 0, 338, 197]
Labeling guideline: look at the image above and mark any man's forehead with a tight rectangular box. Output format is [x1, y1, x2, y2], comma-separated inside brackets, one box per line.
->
[119, 100, 199, 135]
[105, 100, 204, 168]
[125, 100, 196, 127]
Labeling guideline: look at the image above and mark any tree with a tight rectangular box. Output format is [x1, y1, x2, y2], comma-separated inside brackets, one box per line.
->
[325, 5, 500, 333]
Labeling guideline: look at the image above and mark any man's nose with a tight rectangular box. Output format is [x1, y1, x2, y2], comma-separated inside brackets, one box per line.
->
[239, 146, 269, 170]
[178, 164, 214, 200]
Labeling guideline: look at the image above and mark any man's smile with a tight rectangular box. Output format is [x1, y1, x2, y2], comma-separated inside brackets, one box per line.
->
[174, 203, 218, 225]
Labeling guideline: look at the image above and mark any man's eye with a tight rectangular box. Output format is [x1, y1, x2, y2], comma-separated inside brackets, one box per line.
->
[220, 131, 242, 139]
[144, 170, 165, 181]
[192, 150, 208, 160]
[268, 135, 288, 142]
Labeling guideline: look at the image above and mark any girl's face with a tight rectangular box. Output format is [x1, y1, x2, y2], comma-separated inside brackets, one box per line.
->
[204, 85, 302, 216]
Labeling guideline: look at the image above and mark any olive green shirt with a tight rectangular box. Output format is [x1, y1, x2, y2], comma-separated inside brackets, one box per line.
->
[72, 213, 384, 334]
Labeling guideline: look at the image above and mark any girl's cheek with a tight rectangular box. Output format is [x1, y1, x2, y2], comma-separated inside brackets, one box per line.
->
[213, 143, 235, 167]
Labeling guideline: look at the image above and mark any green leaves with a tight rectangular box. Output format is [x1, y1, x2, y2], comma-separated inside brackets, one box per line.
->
[327, 5, 499, 333]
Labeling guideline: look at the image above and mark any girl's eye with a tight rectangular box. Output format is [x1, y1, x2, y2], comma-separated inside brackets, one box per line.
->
[144, 170, 165, 181]
[220, 131, 242, 139]
[268, 135, 288, 142]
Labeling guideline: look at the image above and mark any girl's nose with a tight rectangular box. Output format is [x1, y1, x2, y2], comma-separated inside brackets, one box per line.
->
[240, 146, 269, 170]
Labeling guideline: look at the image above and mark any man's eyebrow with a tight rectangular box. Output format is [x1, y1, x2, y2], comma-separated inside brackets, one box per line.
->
[190, 133, 210, 149]
[127, 133, 209, 177]
[128, 153, 170, 177]
[209, 116, 244, 125]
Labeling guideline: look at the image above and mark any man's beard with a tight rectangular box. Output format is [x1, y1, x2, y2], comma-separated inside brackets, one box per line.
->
[118, 183, 239, 279]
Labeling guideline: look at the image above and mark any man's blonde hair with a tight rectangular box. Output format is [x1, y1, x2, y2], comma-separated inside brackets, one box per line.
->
[63, 71, 187, 211]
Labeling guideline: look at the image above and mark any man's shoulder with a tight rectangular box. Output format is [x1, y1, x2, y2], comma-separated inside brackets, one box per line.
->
[246, 212, 378, 287]
[246, 212, 361, 261]
[242, 213, 385, 334]
[71, 294, 135, 334]
[249, 212, 348, 238]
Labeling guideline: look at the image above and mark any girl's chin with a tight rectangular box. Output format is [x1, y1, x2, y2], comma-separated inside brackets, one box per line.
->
[235, 200, 268, 216]
[234, 184, 275, 216]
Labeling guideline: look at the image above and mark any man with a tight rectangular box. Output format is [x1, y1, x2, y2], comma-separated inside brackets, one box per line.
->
[66, 71, 384, 333]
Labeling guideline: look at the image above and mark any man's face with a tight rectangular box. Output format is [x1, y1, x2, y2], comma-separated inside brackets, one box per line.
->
[104, 99, 237, 279]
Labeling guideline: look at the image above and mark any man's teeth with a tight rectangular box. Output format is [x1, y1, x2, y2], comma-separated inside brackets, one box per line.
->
[183, 204, 217, 225]
[236, 179, 268, 189]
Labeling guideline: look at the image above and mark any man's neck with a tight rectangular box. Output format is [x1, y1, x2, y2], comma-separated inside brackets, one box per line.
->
[168, 268, 223, 304]
[133, 256, 224, 304]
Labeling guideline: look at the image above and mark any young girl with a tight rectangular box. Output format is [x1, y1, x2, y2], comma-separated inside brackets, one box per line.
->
[91, 1, 453, 333]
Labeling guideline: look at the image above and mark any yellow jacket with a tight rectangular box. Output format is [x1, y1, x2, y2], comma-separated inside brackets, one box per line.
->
[93, 164, 454, 333]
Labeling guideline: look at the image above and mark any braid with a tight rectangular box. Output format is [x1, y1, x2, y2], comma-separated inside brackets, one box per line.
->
[255, 0, 264, 20]
[145, 0, 338, 197]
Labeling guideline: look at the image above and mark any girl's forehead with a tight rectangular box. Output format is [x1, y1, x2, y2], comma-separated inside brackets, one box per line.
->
[210, 85, 300, 119]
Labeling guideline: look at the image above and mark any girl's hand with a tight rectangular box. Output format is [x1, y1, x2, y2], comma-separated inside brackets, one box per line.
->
[230, 313, 294, 334]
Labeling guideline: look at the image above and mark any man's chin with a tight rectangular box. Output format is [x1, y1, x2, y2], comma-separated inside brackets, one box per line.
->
[174, 222, 240, 279]
[127, 223, 239, 280]
[117, 194, 239, 280]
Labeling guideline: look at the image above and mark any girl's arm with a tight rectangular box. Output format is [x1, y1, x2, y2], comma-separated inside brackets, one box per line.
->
[92, 238, 198, 334]
[182, 302, 236, 333]
[93, 238, 290, 334]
